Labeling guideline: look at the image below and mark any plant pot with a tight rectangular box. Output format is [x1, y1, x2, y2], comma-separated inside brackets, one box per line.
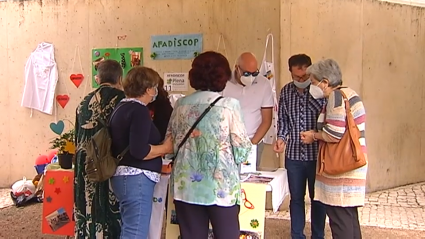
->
[58, 153, 74, 169]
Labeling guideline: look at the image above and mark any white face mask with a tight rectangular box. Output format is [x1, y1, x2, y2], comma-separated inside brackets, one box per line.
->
[293, 79, 311, 89]
[309, 83, 325, 99]
[240, 75, 255, 86]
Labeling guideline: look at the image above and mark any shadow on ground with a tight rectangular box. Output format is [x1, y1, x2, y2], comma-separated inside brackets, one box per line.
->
[0, 204, 423, 238]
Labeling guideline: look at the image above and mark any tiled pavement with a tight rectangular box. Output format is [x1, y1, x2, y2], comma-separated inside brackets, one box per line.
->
[1, 182, 424, 231]
[266, 182, 425, 231]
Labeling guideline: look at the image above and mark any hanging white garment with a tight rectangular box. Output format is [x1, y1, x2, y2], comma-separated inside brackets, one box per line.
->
[168, 93, 185, 108]
[259, 34, 278, 145]
[21, 42, 58, 115]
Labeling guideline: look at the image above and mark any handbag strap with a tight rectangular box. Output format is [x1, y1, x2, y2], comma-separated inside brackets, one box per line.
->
[173, 96, 223, 159]
[339, 90, 363, 160]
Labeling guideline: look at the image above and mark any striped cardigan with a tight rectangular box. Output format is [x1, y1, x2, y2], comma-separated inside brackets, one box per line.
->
[314, 87, 368, 207]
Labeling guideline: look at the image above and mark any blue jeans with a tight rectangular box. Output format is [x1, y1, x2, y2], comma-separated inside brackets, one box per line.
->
[111, 173, 156, 239]
[285, 159, 326, 239]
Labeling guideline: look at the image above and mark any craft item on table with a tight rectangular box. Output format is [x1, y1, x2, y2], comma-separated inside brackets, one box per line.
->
[50, 120, 65, 135]
[241, 145, 257, 173]
[54, 188, 61, 195]
[56, 95, 70, 109]
[48, 178, 55, 185]
[36, 155, 49, 165]
[91, 47, 143, 88]
[45, 207, 71, 232]
[47, 150, 58, 163]
[21, 42, 58, 116]
[46, 196, 52, 203]
[62, 176, 69, 183]
[69, 45, 85, 88]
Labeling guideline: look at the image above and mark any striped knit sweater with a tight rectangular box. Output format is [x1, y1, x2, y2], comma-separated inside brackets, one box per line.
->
[314, 87, 368, 207]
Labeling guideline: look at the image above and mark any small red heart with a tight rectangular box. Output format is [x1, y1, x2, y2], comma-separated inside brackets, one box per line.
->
[70, 74, 84, 88]
[56, 95, 70, 108]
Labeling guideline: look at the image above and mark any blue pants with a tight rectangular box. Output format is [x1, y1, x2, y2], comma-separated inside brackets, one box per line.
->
[285, 159, 326, 239]
[111, 173, 156, 239]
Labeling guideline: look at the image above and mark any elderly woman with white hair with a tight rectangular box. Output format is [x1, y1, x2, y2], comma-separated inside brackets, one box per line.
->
[300, 59, 367, 239]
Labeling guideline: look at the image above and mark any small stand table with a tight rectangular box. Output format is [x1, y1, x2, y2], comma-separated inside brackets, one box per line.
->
[41, 165, 75, 237]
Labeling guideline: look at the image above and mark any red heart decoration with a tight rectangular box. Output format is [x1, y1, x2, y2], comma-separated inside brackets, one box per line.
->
[56, 95, 70, 108]
[70, 74, 84, 88]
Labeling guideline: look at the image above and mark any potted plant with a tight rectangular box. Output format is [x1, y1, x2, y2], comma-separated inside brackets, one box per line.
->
[49, 129, 76, 169]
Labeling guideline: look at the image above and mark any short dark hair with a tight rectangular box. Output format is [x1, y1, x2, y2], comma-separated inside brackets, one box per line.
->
[123, 66, 160, 98]
[97, 60, 123, 84]
[288, 54, 312, 72]
[189, 51, 231, 92]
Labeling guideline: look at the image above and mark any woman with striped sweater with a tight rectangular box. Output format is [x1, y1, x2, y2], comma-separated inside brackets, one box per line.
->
[300, 59, 367, 239]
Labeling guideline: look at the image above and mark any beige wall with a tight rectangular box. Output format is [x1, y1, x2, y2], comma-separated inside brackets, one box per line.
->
[0, 0, 281, 187]
[280, 0, 425, 192]
[1, 0, 424, 192]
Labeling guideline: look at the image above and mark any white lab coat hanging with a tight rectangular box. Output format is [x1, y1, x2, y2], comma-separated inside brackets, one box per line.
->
[259, 34, 278, 145]
[21, 42, 58, 115]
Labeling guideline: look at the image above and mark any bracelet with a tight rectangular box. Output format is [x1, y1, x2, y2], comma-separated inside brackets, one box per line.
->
[312, 132, 318, 141]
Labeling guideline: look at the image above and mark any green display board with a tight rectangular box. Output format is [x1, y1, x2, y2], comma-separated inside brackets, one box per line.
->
[91, 47, 143, 88]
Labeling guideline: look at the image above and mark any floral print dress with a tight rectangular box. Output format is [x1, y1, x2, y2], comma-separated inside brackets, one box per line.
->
[74, 86, 125, 239]
[167, 91, 252, 206]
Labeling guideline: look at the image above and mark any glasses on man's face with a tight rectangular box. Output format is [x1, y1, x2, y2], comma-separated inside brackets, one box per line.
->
[239, 66, 260, 77]
[292, 74, 310, 81]
[241, 189, 255, 210]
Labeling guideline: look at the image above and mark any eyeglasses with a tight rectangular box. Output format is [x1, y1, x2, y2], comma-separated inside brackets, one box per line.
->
[241, 189, 255, 210]
[292, 74, 310, 81]
[238, 66, 260, 77]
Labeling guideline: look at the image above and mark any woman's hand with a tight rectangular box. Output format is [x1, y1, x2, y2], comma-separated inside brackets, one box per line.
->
[300, 130, 315, 144]
[162, 136, 174, 154]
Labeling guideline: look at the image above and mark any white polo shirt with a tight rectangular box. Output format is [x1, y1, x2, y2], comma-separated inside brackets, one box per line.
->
[221, 75, 274, 138]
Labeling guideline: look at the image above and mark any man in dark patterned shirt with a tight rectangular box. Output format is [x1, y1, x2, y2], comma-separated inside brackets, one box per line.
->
[274, 54, 327, 239]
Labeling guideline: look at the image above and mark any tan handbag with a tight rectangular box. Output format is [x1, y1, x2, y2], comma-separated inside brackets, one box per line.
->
[317, 90, 367, 175]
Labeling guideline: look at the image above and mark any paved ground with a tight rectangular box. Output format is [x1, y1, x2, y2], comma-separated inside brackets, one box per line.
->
[1, 181, 424, 237]
[265, 182, 425, 231]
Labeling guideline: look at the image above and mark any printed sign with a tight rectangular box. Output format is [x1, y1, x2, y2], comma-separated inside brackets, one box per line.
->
[151, 34, 203, 60]
[163, 73, 189, 92]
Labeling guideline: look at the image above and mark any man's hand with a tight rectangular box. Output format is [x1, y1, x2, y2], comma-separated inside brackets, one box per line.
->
[300, 130, 315, 144]
[273, 138, 286, 153]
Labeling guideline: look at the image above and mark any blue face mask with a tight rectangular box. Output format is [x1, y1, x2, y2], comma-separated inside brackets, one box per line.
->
[150, 88, 158, 103]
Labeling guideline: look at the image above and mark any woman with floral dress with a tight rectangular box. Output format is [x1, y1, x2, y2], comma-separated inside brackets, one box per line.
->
[167, 51, 252, 238]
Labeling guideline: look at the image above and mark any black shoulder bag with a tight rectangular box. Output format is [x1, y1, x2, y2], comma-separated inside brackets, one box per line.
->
[171, 96, 223, 161]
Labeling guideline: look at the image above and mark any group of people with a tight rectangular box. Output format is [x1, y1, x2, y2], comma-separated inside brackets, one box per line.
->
[73, 50, 367, 239]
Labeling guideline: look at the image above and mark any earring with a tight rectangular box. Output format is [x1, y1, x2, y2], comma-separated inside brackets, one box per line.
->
[120, 53, 126, 68]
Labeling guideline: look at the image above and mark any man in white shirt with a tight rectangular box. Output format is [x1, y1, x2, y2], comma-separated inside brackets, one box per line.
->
[222, 52, 274, 168]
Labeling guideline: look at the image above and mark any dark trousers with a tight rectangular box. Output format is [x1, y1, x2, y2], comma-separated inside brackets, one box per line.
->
[174, 200, 240, 239]
[286, 159, 326, 239]
[326, 205, 362, 239]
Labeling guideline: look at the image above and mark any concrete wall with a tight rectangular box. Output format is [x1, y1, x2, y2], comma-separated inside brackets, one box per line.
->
[280, 0, 425, 192]
[0, 0, 424, 192]
[0, 0, 281, 186]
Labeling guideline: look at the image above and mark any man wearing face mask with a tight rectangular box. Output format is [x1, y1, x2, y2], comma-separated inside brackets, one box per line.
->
[222, 52, 273, 169]
[273, 54, 327, 239]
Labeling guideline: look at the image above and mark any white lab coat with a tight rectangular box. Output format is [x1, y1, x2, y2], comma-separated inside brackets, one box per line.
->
[21, 42, 58, 115]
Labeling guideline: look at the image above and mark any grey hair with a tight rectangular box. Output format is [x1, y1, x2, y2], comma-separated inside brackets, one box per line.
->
[306, 59, 342, 87]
